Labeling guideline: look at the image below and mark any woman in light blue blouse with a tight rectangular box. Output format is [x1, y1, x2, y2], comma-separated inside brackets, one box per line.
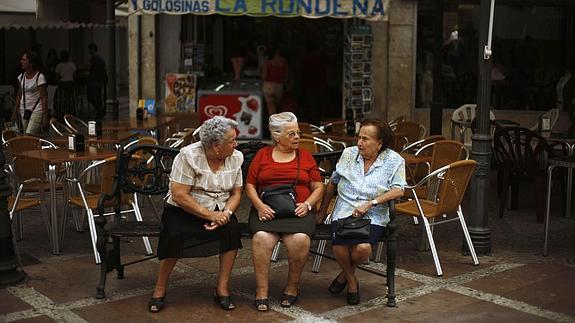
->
[318, 119, 406, 305]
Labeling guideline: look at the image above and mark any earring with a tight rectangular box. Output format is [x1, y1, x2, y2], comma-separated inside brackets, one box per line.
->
[216, 150, 220, 155]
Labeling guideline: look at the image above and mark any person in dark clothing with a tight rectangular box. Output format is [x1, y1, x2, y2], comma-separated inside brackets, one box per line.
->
[86, 43, 107, 119]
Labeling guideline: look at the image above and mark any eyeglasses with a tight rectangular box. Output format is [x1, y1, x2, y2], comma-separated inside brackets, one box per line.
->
[285, 130, 303, 138]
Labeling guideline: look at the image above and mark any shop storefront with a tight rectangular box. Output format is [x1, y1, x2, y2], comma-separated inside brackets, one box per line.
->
[128, 0, 418, 139]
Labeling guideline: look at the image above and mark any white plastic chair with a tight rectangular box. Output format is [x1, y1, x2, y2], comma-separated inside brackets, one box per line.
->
[450, 104, 496, 150]
[529, 108, 559, 131]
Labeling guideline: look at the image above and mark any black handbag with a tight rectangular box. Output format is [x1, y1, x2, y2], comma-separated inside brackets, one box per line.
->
[334, 216, 371, 239]
[259, 150, 300, 218]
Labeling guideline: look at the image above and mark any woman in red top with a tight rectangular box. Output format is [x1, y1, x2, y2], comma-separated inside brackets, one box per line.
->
[261, 47, 288, 117]
[246, 112, 324, 311]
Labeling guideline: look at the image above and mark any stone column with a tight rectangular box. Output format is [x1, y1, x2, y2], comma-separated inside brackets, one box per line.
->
[128, 14, 156, 118]
[385, 0, 417, 122]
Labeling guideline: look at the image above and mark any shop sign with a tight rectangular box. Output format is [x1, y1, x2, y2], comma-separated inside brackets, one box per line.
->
[130, 0, 389, 20]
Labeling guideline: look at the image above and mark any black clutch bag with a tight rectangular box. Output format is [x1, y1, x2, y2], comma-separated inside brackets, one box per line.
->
[260, 184, 297, 218]
[334, 216, 371, 239]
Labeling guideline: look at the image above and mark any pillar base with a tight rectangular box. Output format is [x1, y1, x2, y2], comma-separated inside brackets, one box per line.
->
[0, 258, 27, 287]
[466, 226, 492, 256]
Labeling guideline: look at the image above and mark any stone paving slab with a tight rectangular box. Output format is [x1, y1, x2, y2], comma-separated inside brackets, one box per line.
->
[340, 289, 557, 323]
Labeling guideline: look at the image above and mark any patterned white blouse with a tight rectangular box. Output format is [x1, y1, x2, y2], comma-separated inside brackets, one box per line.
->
[330, 146, 406, 227]
[166, 141, 244, 211]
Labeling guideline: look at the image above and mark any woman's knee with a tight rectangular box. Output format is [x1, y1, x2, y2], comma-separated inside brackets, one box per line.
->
[353, 243, 372, 258]
[252, 231, 279, 250]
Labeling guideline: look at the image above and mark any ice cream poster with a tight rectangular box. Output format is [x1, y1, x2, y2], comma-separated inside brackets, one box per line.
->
[165, 73, 196, 113]
[198, 93, 262, 139]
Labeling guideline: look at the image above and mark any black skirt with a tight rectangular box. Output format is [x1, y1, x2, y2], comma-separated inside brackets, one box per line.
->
[157, 206, 242, 260]
[248, 207, 316, 238]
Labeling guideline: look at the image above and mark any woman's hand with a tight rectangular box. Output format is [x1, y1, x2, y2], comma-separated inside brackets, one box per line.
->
[204, 211, 231, 231]
[257, 204, 275, 221]
[352, 202, 372, 218]
[294, 202, 309, 218]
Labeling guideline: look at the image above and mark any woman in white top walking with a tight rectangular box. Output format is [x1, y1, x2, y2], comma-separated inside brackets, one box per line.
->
[11, 51, 48, 135]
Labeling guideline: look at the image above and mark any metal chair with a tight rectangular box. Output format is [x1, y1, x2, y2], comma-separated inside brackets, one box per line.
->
[395, 121, 426, 145]
[64, 114, 89, 135]
[388, 116, 406, 132]
[65, 156, 153, 264]
[5, 136, 62, 241]
[395, 160, 479, 276]
[50, 117, 73, 136]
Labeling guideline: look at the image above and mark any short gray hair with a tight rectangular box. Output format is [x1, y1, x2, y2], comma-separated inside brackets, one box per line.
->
[269, 112, 298, 143]
[199, 116, 238, 147]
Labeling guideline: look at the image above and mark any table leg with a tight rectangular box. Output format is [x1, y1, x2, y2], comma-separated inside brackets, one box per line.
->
[544, 164, 555, 257]
[48, 164, 60, 255]
[566, 144, 575, 218]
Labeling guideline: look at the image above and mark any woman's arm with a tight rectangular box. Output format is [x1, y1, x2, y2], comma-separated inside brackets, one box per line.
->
[38, 84, 48, 127]
[295, 180, 324, 217]
[317, 181, 336, 224]
[224, 185, 242, 214]
[170, 181, 220, 222]
[260, 61, 268, 80]
[246, 182, 276, 220]
[354, 187, 404, 217]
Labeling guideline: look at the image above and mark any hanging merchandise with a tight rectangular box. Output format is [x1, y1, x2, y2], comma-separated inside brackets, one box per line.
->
[343, 22, 373, 117]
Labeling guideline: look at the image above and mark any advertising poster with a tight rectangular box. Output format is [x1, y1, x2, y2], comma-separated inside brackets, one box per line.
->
[197, 91, 262, 139]
[165, 73, 196, 113]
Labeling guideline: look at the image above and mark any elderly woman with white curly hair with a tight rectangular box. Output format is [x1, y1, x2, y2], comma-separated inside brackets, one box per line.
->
[246, 112, 325, 311]
[149, 116, 243, 313]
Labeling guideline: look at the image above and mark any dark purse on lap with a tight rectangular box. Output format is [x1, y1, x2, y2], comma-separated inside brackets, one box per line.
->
[334, 216, 371, 239]
[259, 150, 300, 219]
[260, 184, 297, 218]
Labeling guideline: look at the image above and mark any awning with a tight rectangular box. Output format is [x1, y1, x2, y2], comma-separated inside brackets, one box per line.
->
[129, 0, 389, 21]
[0, 0, 128, 30]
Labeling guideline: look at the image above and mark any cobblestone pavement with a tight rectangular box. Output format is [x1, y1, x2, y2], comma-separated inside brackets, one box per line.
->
[1, 167, 574, 322]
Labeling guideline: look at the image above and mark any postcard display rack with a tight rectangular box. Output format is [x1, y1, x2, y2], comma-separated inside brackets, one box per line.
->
[344, 24, 373, 118]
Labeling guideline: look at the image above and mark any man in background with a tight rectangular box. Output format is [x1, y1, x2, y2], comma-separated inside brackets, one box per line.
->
[86, 43, 107, 119]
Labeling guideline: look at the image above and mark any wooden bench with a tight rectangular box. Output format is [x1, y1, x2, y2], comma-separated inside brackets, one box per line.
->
[95, 143, 397, 307]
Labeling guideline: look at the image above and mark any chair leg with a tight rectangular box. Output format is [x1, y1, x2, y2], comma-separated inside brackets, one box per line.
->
[458, 206, 479, 266]
[422, 216, 443, 276]
[271, 242, 281, 262]
[312, 240, 326, 273]
[374, 241, 384, 263]
[146, 194, 161, 221]
[85, 208, 101, 264]
[131, 200, 153, 255]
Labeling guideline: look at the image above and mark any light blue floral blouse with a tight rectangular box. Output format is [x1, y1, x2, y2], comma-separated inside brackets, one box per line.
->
[330, 146, 406, 227]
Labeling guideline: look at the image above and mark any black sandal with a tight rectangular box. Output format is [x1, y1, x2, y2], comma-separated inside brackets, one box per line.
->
[280, 293, 298, 308]
[346, 282, 360, 306]
[328, 274, 347, 294]
[214, 289, 236, 310]
[148, 295, 166, 313]
[254, 298, 269, 312]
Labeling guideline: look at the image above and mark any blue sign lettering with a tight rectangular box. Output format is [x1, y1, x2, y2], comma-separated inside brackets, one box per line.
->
[332, 0, 348, 15]
[216, 0, 230, 12]
[297, 0, 311, 14]
[352, 0, 366, 15]
[201, 1, 210, 11]
[279, 0, 295, 14]
[234, 0, 247, 12]
[261, 0, 276, 13]
[371, 0, 384, 15]
[315, 0, 329, 15]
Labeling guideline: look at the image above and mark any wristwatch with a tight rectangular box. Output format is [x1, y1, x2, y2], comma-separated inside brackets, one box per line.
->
[304, 201, 312, 211]
[370, 199, 378, 207]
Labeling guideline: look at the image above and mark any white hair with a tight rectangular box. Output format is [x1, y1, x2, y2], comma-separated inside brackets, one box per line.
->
[199, 116, 238, 147]
[269, 112, 297, 143]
